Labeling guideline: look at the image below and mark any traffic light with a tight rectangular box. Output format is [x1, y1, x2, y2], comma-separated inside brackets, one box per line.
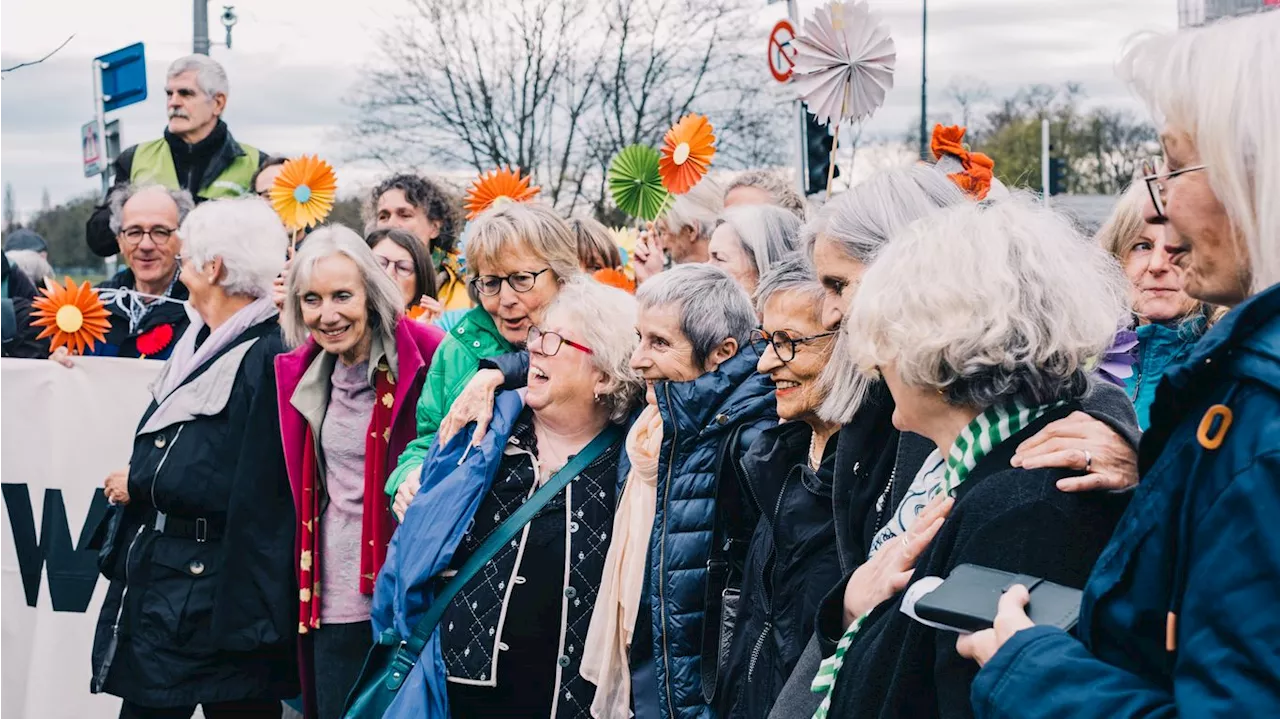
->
[803, 110, 839, 196]
[1048, 156, 1068, 196]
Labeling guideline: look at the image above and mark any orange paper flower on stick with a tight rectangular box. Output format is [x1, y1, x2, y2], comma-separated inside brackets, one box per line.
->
[593, 268, 636, 294]
[270, 155, 337, 230]
[931, 124, 995, 200]
[659, 114, 716, 194]
[31, 277, 111, 355]
[464, 168, 541, 220]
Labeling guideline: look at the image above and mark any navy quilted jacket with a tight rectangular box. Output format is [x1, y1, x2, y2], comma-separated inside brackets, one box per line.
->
[643, 349, 777, 719]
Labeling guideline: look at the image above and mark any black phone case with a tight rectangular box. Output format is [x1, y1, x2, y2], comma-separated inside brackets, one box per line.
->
[912, 563, 1082, 633]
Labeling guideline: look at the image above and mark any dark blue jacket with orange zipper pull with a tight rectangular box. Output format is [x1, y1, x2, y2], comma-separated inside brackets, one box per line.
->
[971, 283, 1280, 719]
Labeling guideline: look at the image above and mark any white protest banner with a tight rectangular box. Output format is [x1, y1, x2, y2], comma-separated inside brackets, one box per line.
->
[2, 356, 162, 719]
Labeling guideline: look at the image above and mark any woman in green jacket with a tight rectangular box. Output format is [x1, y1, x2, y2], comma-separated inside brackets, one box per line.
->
[387, 203, 583, 517]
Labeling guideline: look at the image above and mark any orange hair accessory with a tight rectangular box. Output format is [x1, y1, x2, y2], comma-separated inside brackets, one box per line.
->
[593, 268, 636, 294]
[931, 124, 995, 200]
[464, 167, 541, 220]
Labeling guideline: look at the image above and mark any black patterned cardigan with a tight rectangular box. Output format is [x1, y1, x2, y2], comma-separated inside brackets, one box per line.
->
[440, 411, 624, 718]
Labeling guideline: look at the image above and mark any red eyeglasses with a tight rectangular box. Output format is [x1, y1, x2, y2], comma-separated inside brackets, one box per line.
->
[527, 326, 594, 356]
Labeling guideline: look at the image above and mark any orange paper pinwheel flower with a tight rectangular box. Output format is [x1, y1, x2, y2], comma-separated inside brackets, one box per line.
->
[659, 114, 716, 194]
[593, 268, 636, 294]
[931, 124, 995, 200]
[270, 155, 337, 230]
[31, 277, 111, 355]
[464, 167, 541, 220]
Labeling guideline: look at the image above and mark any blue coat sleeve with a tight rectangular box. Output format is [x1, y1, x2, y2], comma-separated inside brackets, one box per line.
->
[971, 450, 1280, 719]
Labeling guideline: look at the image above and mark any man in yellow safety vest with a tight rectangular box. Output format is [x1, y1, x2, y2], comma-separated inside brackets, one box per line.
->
[85, 54, 270, 257]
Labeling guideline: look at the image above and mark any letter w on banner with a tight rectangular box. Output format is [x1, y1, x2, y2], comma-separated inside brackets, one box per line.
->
[1, 357, 161, 719]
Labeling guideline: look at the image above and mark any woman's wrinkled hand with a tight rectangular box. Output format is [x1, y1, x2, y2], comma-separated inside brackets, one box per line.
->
[632, 232, 665, 285]
[843, 494, 954, 628]
[392, 474, 420, 522]
[103, 467, 130, 505]
[438, 369, 505, 446]
[272, 257, 292, 312]
[50, 346, 76, 368]
[415, 296, 444, 325]
[1011, 411, 1138, 493]
[955, 584, 1035, 666]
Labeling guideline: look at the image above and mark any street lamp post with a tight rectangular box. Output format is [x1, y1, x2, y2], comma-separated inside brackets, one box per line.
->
[919, 0, 928, 160]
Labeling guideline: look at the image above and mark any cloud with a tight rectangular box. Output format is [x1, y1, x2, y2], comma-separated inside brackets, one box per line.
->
[1, 0, 1179, 217]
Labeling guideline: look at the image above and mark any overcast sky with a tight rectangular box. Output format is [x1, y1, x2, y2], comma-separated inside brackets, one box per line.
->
[0, 0, 1177, 219]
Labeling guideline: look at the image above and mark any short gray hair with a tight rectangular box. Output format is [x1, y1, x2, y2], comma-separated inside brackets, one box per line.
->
[636, 263, 755, 369]
[727, 169, 807, 219]
[178, 197, 287, 299]
[717, 205, 802, 285]
[5, 250, 53, 286]
[167, 54, 229, 98]
[282, 225, 405, 348]
[543, 277, 645, 423]
[108, 184, 195, 235]
[846, 194, 1130, 408]
[663, 176, 725, 240]
[754, 252, 824, 320]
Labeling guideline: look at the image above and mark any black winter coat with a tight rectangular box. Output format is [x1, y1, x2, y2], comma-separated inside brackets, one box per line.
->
[721, 422, 842, 719]
[815, 404, 1130, 719]
[90, 318, 299, 706]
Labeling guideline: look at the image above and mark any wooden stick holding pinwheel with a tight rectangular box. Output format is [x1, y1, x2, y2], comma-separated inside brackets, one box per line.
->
[791, 0, 896, 195]
[270, 155, 338, 251]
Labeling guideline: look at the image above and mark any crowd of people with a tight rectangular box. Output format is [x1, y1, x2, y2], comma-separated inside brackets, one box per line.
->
[3, 10, 1275, 719]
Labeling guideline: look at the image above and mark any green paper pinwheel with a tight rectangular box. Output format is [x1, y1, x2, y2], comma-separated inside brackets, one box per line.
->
[609, 145, 672, 221]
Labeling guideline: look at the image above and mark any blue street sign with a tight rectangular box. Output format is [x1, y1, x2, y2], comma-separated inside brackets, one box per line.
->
[94, 43, 147, 113]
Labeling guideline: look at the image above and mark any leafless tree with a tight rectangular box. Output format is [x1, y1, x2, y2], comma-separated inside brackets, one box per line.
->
[944, 75, 991, 130]
[349, 0, 785, 217]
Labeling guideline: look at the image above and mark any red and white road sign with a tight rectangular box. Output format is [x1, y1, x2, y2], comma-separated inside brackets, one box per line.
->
[768, 19, 797, 83]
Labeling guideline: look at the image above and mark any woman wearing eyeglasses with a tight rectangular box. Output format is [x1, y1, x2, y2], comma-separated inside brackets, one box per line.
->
[718, 254, 846, 719]
[370, 277, 643, 718]
[366, 228, 442, 322]
[386, 204, 583, 519]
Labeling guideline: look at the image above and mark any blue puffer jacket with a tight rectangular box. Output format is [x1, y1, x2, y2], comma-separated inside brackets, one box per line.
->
[1123, 317, 1206, 430]
[970, 283, 1280, 718]
[642, 349, 777, 719]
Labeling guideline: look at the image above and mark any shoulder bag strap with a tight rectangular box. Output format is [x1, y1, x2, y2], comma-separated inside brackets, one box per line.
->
[403, 423, 624, 656]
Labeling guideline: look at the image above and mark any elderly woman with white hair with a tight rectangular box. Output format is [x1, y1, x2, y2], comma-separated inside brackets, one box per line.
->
[91, 197, 299, 719]
[707, 204, 802, 296]
[765, 165, 1143, 719]
[633, 177, 725, 284]
[365, 278, 643, 718]
[811, 196, 1132, 719]
[958, 14, 1280, 717]
[274, 226, 445, 719]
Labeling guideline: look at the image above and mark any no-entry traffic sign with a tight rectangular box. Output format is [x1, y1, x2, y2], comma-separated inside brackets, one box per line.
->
[768, 19, 797, 83]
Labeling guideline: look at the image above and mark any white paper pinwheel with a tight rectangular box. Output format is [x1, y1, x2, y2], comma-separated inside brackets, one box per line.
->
[791, 0, 896, 127]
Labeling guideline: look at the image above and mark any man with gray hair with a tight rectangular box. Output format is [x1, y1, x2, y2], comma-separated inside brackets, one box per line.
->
[55, 185, 195, 363]
[85, 54, 270, 257]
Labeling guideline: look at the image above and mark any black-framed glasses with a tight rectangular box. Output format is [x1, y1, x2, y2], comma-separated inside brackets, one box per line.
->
[471, 268, 551, 296]
[528, 326, 593, 356]
[1141, 159, 1207, 221]
[120, 226, 177, 246]
[751, 329, 836, 363]
[375, 254, 416, 278]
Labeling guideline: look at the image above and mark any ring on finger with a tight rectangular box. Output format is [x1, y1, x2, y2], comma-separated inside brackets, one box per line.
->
[1083, 449, 1093, 473]
[900, 534, 910, 552]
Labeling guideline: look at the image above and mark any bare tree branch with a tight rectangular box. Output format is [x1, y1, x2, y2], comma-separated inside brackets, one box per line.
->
[2, 34, 75, 74]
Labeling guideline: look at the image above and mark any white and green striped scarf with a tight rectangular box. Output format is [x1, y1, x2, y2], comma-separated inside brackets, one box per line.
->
[809, 400, 1064, 718]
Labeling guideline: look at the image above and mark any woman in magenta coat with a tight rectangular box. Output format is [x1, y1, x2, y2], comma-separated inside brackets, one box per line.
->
[274, 225, 444, 719]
